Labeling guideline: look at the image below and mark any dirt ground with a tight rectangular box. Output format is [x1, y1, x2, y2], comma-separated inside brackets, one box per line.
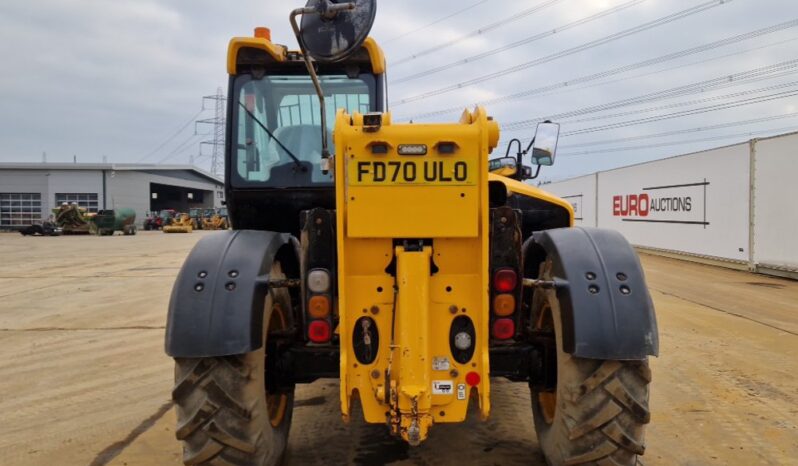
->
[0, 231, 796, 466]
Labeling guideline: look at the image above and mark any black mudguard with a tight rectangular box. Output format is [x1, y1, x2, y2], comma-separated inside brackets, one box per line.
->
[529, 227, 659, 360]
[165, 230, 291, 358]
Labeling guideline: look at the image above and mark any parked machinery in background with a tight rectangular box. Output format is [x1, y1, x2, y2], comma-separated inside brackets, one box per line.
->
[188, 208, 207, 230]
[144, 209, 177, 230]
[201, 208, 229, 230]
[53, 203, 92, 235]
[89, 208, 137, 236]
[163, 213, 193, 234]
[143, 212, 157, 230]
[19, 221, 62, 236]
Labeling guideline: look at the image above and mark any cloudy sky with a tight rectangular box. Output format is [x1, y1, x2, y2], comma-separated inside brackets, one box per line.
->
[1, 0, 796, 182]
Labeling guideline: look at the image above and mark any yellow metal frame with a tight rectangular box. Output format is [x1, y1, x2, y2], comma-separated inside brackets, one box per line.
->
[227, 35, 385, 75]
[227, 37, 287, 74]
[334, 107, 499, 444]
[361, 37, 386, 75]
[489, 174, 575, 223]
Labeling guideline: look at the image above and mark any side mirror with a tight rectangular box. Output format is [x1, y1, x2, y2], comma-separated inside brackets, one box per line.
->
[530, 122, 560, 166]
[290, 0, 377, 172]
[488, 157, 518, 177]
[298, 0, 376, 63]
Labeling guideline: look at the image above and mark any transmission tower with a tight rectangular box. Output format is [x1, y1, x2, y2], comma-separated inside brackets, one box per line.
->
[197, 87, 226, 175]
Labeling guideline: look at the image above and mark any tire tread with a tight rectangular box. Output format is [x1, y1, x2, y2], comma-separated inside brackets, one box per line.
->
[563, 363, 651, 464]
[173, 355, 275, 465]
[172, 261, 294, 466]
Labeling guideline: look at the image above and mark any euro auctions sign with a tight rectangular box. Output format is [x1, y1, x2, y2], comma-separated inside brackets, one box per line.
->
[612, 179, 710, 227]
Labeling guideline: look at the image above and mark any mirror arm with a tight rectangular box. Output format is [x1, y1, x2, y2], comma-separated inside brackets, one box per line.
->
[522, 136, 536, 157]
[504, 138, 523, 181]
[527, 164, 542, 180]
[289, 2, 355, 174]
[518, 137, 536, 181]
[504, 138, 521, 158]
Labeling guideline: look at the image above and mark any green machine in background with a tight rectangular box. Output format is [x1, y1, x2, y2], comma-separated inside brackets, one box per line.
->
[90, 208, 137, 236]
[53, 204, 92, 235]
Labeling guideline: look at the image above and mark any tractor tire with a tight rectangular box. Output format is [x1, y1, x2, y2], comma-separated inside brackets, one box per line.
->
[531, 260, 651, 466]
[172, 262, 294, 466]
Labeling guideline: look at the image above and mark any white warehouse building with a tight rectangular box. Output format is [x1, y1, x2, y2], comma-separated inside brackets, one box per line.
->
[0, 163, 224, 229]
[542, 130, 798, 279]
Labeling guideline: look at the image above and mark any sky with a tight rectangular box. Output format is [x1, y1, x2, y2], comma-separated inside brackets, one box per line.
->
[0, 0, 796, 182]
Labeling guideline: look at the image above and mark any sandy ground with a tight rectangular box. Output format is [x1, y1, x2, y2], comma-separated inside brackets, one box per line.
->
[0, 231, 796, 466]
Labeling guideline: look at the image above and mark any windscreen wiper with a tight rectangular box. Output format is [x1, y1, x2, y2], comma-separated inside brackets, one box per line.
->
[238, 101, 305, 170]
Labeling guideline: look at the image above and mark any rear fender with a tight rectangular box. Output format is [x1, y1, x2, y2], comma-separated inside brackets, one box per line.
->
[526, 227, 659, 360]
[165, 230, 293, 358]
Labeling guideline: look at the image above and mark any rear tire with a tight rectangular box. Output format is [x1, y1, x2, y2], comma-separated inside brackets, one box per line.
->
[172, 262, 294, 466]
[531, 260, 651, 466]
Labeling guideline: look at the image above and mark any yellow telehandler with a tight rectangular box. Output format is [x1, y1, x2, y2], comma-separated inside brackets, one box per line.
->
[165, 1, 658, 465]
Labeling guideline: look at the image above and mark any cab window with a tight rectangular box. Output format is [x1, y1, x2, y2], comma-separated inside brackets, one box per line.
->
[232, 73, 375, 187]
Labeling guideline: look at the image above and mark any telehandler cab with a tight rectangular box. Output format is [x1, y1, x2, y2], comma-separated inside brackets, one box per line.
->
[165, 1, 658, 465]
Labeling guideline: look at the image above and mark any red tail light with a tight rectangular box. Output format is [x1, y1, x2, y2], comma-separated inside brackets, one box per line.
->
[465, 371, 481, 387]
[308, 320, 331, 343]
[493, 268, 517, 293]
[492, 318, 515, 340]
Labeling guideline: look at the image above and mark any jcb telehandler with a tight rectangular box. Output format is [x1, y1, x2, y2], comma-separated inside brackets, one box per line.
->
[165, 1, 658, 465]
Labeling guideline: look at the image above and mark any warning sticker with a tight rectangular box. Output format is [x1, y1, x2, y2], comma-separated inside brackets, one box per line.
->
[432, 356, 450, 371]
[457, 383, 467, 400]
[432, 380, 454, 395]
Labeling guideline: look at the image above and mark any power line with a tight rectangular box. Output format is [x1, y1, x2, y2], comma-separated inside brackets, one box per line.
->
[383, 0, 492, 44]
[511, 86, 798, 146]
[509, 36, 798, 120]
[156, 133, 203, 164]
[557, 112, 798, 149]
[556, 125, 798, 157]
[559, 88, 798, 137]
[136, 108, 205, 162]
[559, 78, 798, 125]
[501, 59, 798, 131]
[397, 19, 798, 120]
[512, 82, 798, 147]
[177, 139, 207, 164]
[393, 0, 647, 84]
[391, 0, 567, 66]
[157, 134, 201, 164]
[392, 0, 735, 106]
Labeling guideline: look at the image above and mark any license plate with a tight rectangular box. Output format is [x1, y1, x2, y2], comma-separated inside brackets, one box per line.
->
[348, 159, 476, 186]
